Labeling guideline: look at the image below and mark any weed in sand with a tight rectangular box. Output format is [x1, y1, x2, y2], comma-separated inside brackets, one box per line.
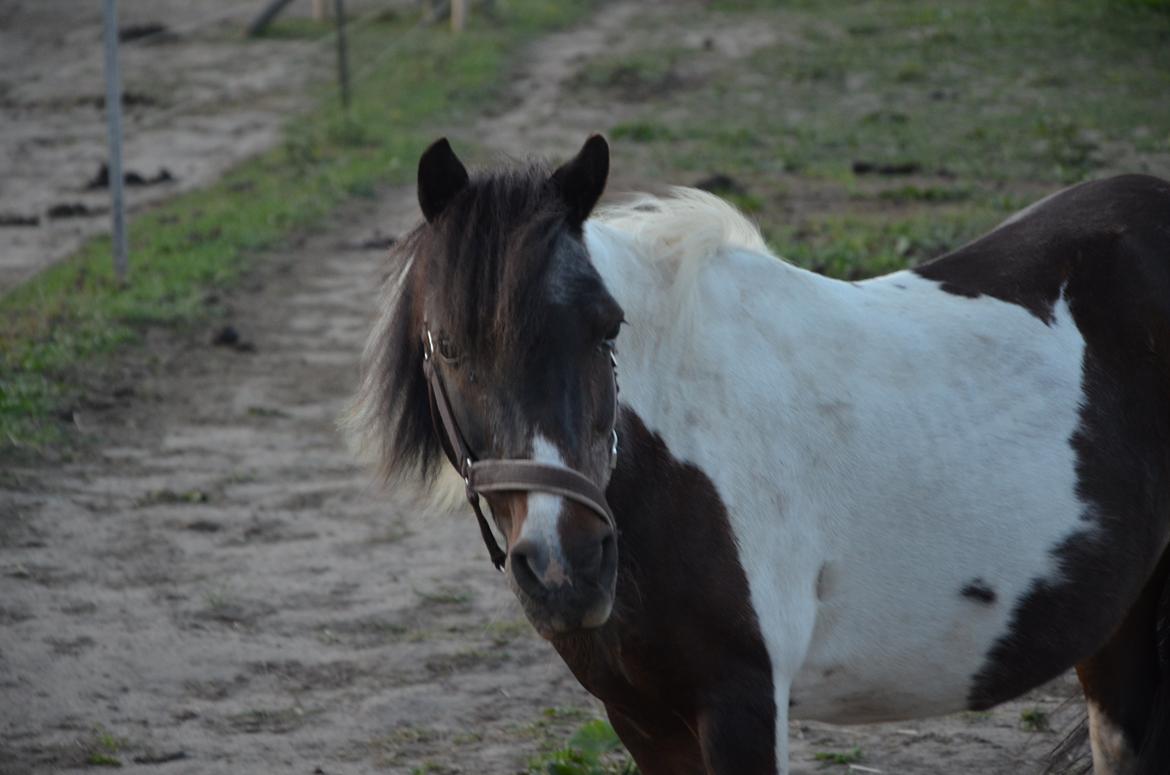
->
[225, 706, 309, 734]
[527, 718, 638, 775]
[414, 585, 475, 606]
[1019, 707, 1051, 732]
[83, 726, 127, 767]
[484, 617, 534, 646]
[137, 488, 210, 506]
[813, 747, 864, 766]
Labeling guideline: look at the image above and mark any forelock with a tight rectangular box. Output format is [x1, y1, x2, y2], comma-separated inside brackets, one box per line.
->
[413, 160, 577, 356]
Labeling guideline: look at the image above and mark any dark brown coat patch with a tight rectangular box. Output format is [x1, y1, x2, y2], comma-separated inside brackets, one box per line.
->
[552, 410, 777, 774]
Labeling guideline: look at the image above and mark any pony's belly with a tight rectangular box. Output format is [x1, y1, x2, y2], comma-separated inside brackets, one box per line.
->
[787, 588, 1014, 723]
[785, 503, 1097, 725]
[788, 653, 982, 724]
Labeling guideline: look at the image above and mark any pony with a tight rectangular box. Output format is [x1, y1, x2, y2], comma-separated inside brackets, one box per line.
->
[345, 134, 1170, 774]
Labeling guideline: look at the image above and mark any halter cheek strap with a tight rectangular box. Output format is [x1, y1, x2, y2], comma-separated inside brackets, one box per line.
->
[421, 328, 618, 572]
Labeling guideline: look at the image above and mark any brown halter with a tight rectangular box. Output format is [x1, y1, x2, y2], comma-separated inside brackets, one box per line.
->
[421, 328, 619, 571]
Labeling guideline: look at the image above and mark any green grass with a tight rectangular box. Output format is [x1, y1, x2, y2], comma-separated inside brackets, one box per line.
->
[610, 121, 677, 143]
[252, 17, 334, 40]
[527, 719, 639, 775]
[573, 49, 686, 99]
[769, 205, 1008, 280]
[592, 0, 1169, 295]
[1019, 706, 1052, 732]
[84, 726, 126, 767]
[626, 0, 1170, 184]
[813, 747, 863, 767]
[0, 0, 592, 452]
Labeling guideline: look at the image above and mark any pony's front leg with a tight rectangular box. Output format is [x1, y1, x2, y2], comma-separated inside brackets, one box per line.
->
[697, 680, 786, 775]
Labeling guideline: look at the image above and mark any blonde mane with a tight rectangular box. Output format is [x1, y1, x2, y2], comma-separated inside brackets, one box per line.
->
[596, 186, 768, 265]
[594, 186, 770, 333]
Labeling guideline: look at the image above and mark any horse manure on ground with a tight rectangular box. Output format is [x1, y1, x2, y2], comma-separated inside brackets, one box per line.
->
[47, 202, 103, 219]
[851, 160, 923, 176]
[211, 324, 257, 353]
[0, 212, 39, 227]
[693, 173, 747, 196]
[84, 163, 176, 191]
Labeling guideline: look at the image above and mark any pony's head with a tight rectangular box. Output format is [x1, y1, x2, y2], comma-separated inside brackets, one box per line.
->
[347, 136, 625, 637]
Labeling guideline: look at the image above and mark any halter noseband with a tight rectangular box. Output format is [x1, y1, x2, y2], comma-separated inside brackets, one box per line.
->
[421, 328, 619, 571]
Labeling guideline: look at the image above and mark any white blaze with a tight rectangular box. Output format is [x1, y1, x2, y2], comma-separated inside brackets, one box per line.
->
[520, 435, 568, 569]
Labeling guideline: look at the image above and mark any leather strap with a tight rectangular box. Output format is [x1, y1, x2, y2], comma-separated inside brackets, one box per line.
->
[421, 328, 617, 572]
[422, 354, 472, 473]
[469, 460, 614, 526]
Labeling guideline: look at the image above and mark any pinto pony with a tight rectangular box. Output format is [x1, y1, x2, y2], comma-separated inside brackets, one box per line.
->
[346, 135, 1170, 774]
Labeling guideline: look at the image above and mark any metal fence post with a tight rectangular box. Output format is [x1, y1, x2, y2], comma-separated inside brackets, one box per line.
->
[102, 0, 129, 282]
[334, 0, 350, 110]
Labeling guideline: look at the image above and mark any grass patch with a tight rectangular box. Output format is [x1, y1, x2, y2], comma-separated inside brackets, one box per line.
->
[813, 747, 863, 767]
[83, 726, 126, 767]
[583, 0, 1169, 292]
[638, 0, 1170, 183]
[251, 17, 334, 40]
[414, 585, 475, 606]
[610, 121, 676, 143]
[1019, 706, 1051, 732]
[573, 49, 686, 99]
[527, 719, 639, 775]
[875, 184, 974, 205]
[0, 0, 592, 452]
[770, 205, 1006, 280]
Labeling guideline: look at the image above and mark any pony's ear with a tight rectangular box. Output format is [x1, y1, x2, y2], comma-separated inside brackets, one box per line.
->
[418, 138, 469, 223]
[552, 134, 609, 226]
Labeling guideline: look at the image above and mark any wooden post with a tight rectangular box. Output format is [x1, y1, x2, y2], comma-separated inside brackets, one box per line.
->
[451, 0, 465, 33]
[101, 0, 129, 282]
[312, 0, 328, 21]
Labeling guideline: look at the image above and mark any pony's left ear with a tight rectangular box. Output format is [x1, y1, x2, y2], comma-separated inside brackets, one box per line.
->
[552, 134, 609, 226]
[418, 137, 469, 223]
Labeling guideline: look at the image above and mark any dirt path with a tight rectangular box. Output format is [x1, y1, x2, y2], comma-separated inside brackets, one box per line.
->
[2, 4, 1088, 774]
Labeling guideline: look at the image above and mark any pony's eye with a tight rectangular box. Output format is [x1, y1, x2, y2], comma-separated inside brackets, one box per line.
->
[438, 334, 461, 362]
[603, 320, 623, 343]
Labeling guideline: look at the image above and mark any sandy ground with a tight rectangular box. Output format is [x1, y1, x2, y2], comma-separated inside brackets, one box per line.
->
[0, 0, 383, 292]
[1, 3, 1092, 773]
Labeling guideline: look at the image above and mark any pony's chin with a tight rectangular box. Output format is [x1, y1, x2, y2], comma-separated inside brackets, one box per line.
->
[522, 596, 614, 641]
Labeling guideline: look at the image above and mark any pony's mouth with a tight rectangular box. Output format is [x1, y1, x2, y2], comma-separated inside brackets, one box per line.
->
[509, 575, 616, 639]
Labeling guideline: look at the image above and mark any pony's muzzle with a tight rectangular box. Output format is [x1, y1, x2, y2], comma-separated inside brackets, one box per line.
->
[508, 505, 617, 636]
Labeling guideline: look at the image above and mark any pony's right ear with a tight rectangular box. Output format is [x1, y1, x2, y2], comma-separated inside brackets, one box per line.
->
[418, 138, 469, 223]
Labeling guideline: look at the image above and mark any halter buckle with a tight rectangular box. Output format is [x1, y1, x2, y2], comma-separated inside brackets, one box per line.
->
[423, 329, 435, 361]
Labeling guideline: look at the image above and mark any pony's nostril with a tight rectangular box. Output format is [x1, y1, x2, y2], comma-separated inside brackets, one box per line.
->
[597, 532, 617, 577]
[510, 539, 551, 593]
[599, 533, 614, 561]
